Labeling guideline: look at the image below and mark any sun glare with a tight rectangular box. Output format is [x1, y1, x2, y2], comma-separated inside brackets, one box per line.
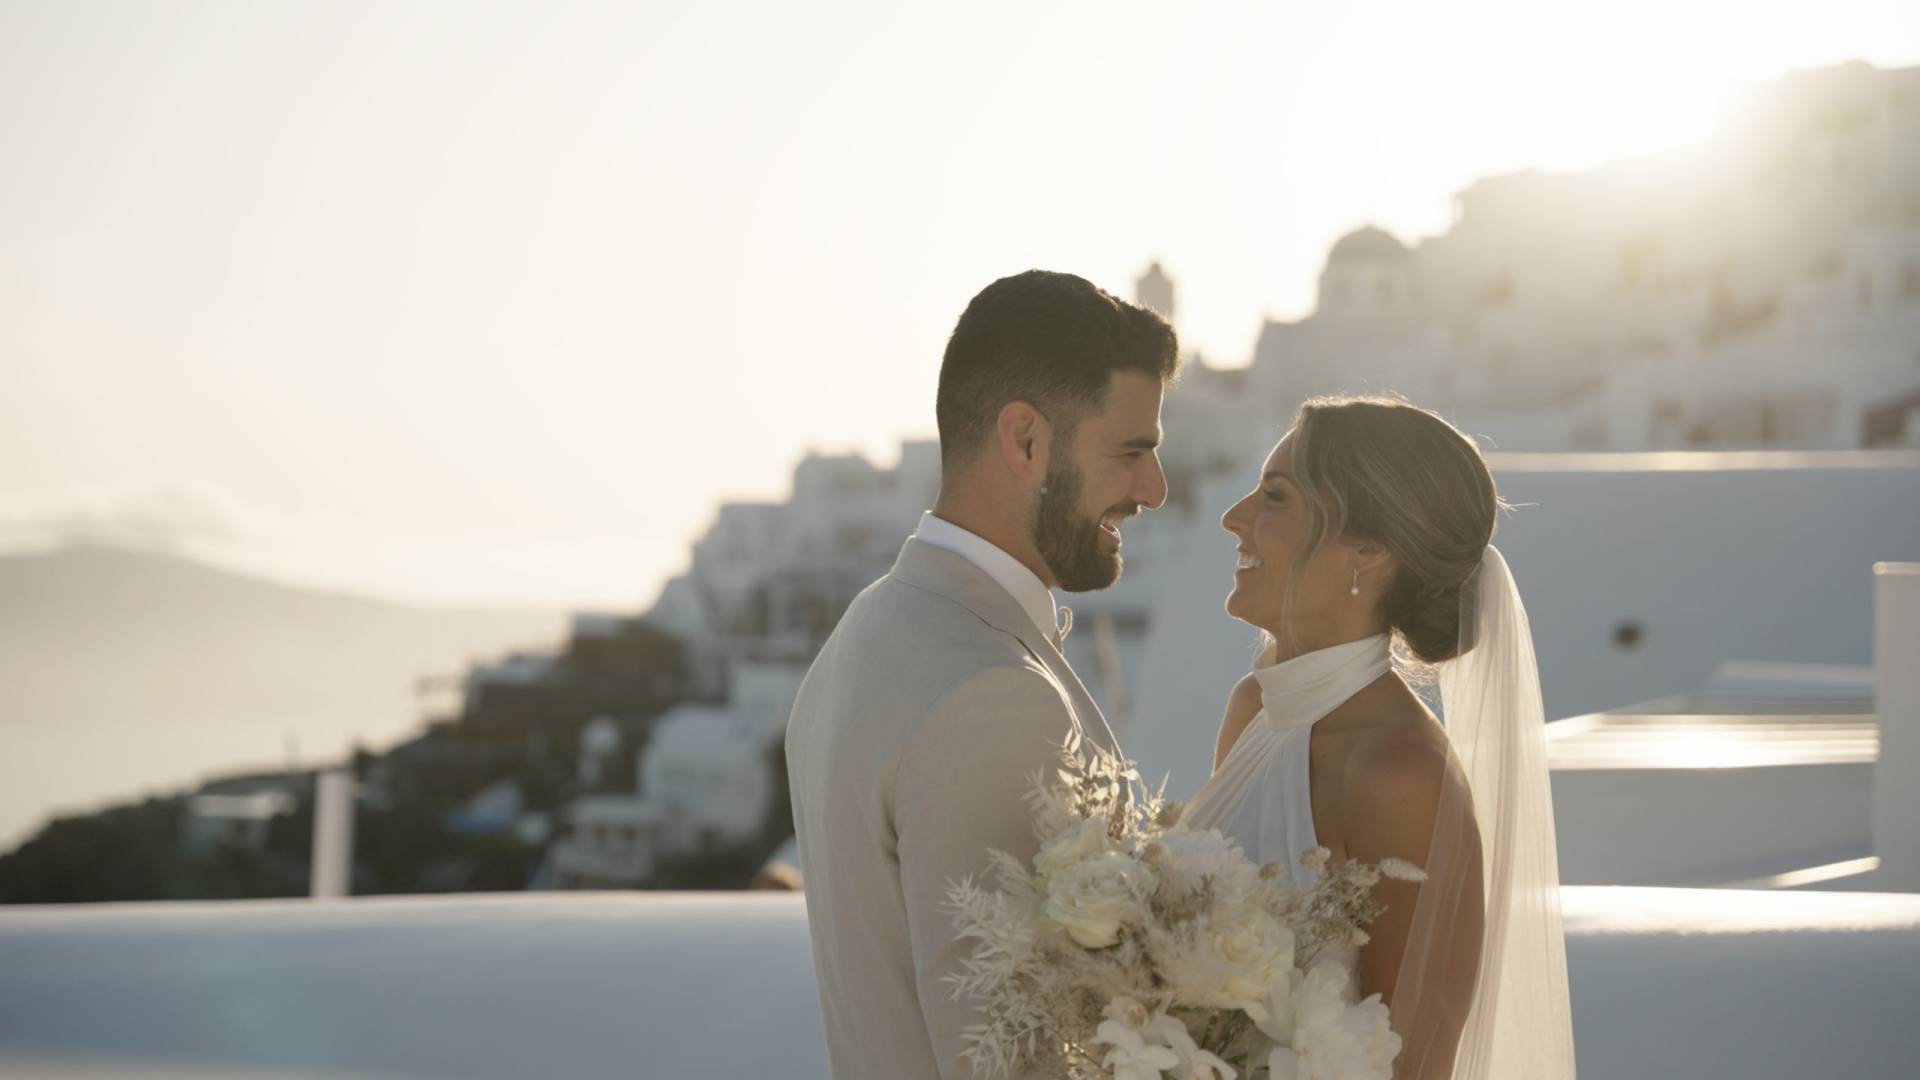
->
[1417, 0, 1898, 178]
[1533, 69, 1733, 170]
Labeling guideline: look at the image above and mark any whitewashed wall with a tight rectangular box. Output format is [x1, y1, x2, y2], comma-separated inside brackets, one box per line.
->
[2, 890, 1917, 1080]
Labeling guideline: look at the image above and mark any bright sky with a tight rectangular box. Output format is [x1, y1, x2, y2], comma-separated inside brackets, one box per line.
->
[4, 1, 1917, 609]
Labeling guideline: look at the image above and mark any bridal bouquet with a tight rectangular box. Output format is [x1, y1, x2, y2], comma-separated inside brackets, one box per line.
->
[943, 731, 1425, 1080]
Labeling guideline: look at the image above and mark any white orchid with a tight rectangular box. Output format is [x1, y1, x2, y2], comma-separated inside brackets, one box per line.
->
[1092, 1015, 1182, 1080]
[1140, 1010, 1238, 1080]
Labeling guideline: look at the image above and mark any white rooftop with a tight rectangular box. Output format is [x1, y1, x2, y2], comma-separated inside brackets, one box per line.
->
[1545, 702, 1878, 771]
[1, 890, 1915, 1080]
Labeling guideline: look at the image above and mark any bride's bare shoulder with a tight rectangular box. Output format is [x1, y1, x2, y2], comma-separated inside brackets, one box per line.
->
[1337, 713, 1452, 858]
[1213, 673, 1264, 771]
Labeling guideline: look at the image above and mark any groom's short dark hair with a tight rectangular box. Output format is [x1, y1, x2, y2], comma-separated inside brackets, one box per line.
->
[937, 270, 1179, 468]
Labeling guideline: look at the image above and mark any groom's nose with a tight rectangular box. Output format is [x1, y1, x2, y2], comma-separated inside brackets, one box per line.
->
[1135, 456, 1168, 511]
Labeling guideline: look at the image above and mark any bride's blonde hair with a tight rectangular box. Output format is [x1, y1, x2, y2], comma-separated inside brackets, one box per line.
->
[1281, 394, 1500, 664]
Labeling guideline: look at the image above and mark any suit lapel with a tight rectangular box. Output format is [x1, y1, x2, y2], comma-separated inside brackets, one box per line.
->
[889, 539, 1117, 754]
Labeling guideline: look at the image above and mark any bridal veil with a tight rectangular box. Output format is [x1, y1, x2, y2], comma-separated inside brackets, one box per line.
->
[1387, 545, 1576, 1079]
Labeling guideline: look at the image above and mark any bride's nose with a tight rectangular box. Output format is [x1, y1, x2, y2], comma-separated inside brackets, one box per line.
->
[1221, 494, 1251, 536]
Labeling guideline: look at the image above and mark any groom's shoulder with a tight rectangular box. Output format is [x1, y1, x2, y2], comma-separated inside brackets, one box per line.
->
[836, 570, 1031, 658]
[805, 572, 1052, 711]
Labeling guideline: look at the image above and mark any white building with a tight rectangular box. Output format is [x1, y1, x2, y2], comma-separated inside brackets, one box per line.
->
[550, 661, 807, 887]
[575, 715, 622, 791]
[1216, 62, 1920, 455]
[636, 661, 803, 850]
[548, 796, 663, 889]
[661, 442, 942, 670]
[181, 791, 296, 856]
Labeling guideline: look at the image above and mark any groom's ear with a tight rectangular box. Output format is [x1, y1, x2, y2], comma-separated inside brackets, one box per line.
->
[995, 400, 1049, 482]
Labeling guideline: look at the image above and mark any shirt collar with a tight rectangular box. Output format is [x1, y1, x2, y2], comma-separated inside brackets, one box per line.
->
[911, 511, 1060, 644]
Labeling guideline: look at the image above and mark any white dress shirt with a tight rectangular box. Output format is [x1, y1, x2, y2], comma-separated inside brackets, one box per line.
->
[911, 511, 1064, 644]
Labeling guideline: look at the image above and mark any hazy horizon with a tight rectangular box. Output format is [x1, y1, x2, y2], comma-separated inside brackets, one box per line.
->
[0, 543, 570, 850]
[6, 2, 1919, 610]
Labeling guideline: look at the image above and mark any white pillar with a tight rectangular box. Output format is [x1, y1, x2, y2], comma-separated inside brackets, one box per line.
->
[1872, 563, 1920, 890]
[310, 769, 356, 900]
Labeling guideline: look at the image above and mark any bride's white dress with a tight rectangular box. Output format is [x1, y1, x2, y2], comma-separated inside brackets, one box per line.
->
[1170, 550, 1574, 1079]
[1178, 633, 1393, 985]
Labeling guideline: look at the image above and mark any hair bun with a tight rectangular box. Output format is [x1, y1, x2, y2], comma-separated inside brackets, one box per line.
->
[1391, 576, 1467, 664]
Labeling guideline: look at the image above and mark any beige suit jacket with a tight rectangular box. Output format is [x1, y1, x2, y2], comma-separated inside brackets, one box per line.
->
[786, 537, 1121, 1080]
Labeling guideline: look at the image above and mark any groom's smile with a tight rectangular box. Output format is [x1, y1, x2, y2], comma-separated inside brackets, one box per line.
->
[1029, 370, 1169, 593]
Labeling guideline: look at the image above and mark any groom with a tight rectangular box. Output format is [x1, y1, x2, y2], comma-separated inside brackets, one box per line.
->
[786, 270, 1179, 1079]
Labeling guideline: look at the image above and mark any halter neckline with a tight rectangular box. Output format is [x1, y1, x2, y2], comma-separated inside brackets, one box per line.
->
[1252, 633, 1393, 731]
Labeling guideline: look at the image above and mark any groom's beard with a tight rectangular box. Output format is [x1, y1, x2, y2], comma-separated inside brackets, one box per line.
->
[1033, 457, 1126, 593]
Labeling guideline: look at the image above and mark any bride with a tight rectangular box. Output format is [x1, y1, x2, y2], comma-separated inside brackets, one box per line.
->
[1181, 396, 1576, 1080]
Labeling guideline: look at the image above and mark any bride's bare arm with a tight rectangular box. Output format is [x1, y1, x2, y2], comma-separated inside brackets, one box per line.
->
[1343, 734, 1484, 1078]
[1342, 733, 1459, 1000]
[1213, 673, 1263, 771]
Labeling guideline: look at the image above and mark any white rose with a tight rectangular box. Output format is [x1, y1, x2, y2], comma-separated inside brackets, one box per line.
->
[1213, 908, 1296, 1015]
[1040, 851, 1156, 948]
[1157, 903, 1297, 1019]
[1035, 817, 1119, 881]
[1163, 906, 1296, 1017]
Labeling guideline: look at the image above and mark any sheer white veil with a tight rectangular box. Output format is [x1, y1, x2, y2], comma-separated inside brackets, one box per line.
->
[1388, 545, 1576, 1079]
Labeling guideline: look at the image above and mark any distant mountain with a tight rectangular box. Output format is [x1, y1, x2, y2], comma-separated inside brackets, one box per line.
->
[0, 545, 567, 852]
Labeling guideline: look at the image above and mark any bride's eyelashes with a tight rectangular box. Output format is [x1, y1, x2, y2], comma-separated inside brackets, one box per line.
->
[1262, 488, 1286, 505]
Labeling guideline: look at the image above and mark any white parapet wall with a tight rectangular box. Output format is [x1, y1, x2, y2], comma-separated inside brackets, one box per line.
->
[1875, 563, 1920, 890]
[1550, 760, 1872, 885]
[2, 890, 1917, 1080]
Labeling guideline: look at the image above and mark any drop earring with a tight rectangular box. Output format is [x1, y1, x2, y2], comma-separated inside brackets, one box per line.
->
[1349, 567, 1361, 597]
